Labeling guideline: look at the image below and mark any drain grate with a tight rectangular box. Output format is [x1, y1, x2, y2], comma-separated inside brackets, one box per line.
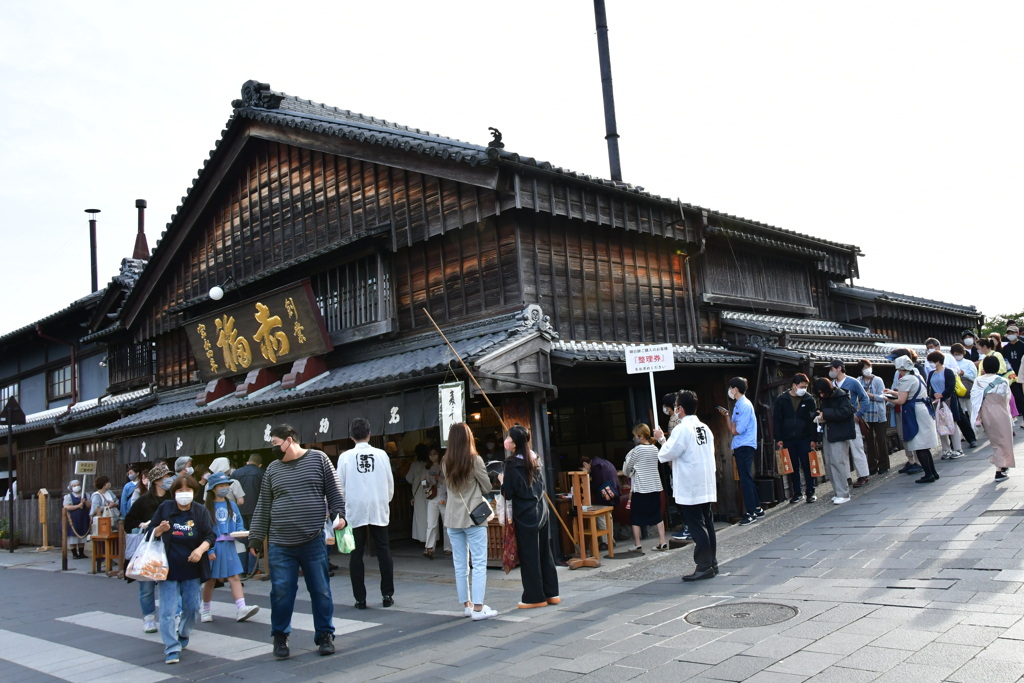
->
[980, 509, 1024, 517]
[684, 602, 798, 629]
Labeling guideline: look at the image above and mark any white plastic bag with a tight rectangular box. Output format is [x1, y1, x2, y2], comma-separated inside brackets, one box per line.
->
[125, 532, 169, 582]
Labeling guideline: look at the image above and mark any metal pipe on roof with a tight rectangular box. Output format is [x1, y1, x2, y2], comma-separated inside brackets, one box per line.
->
[593, 0, 623, 182]
[85, 209, 100, 293]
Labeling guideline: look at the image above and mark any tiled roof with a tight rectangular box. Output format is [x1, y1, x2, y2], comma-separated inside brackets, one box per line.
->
[830, 283, 982, 317]
[785, 341, 895, 364]
[98, 309, 553, 435]
[0, 388, 157, 438]
[720, 311, 887, 340]
[706, 226, 830, 260]
[550, 340, 755, 365]
[0, 289, 104, 345]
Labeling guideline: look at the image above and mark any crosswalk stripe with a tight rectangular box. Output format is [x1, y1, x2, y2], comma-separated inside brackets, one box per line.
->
[0, 629, 172, 683]
[207, 602, 378, 635]
[58, 611, 271, 661]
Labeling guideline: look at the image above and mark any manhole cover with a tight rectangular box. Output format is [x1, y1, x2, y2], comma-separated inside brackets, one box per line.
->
[684, 602, 798, 629]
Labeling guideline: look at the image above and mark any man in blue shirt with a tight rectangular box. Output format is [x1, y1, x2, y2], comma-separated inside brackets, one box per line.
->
[717, 377, 762, 526]
[828, 361, 871, 488]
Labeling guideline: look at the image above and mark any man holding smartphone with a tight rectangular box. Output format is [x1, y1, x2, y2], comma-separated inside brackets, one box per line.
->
[717, 377, 763, 526]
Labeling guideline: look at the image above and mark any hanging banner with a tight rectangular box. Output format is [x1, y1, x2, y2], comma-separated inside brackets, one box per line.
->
[438, 382, 465, 447]
[185, 281, 333, 382]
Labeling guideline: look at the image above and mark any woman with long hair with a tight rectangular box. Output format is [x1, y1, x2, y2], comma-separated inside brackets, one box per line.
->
[499, 425, 559, 608]
[442, 423, 498, 620]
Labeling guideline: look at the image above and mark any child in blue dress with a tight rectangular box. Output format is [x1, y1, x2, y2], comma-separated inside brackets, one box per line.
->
[201, 472, 259, 622]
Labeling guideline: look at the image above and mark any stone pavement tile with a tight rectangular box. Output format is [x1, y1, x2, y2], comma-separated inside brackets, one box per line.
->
[868, 628, 939, 651]
[803, 631, 878, 657]
[657, 627, 727, 651]
[960, 612, 1021, 628]
[806, 665, 882, 683]
[628, 661, 711, 682]
[612, 645, 683, 670]
[675, 638, 751, 665]
[641, 619, 706, 638]
[811, 603, 879, 623]
[975, 637, 1024, 662]
[905, 642, 981, 669]
[431, 645, 506, 667]
[999, 617, 1024, 640]
[741, 636, 814, 660]
[585, 623, 650, 642]
[545, 637, 609, 659]
[549, 650, 626, 674]
[488, 642, 559, 663]
[832, 644, 910, 672]
[947, 658, 1024, 683]
[315, 662, 413, 682]
[992, 569, 1024, 581]
[934, 624, 1005, 647]
[500, 655, 580, 678]
[601, 633, 667, 654]
[868, 662, 952, 683]
[765, 651, 842, 676]
[782, 619, 845, 640]
[901, 608, 967, 632]
[563, 664, 645, 682]
[742, 672, 809, 683]
[835, 617, 898, 637]
[696, 654, 775, 681]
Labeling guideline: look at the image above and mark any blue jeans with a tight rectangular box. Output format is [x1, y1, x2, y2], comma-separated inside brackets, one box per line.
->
[139, 580, 156, 617]
[268, 536, 334, 639]
[447, 525, 488, 606]
[733, 446, 760, 515]
[157, 578, 200, 656]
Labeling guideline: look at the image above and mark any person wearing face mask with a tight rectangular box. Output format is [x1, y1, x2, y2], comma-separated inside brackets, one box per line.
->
[149, 475, 216, 665]
[62, 480, 90, 559]
[948, 343, 979, 449]
[174, 456, 195, 481]
[125, 462, 173, 634]
[90, 475, 120, 531]
[622, 424, 667, 551]
[975, 338, 1009, 377]
[773, 373, 819, 504]
[405, 444, 430, 544]
[813, 378, 857, 503]
[827, 361, 872, 488]
[200, 472, 259, 623]
[856, 360, 890, 474]
[121, 466, 140, 517]
[961, 330, 980, 363]
[717, 377, 762, 525]
[659, 392, 688, 540]
[884, 356, 940, 483]
[1002, 324, 1024, 424]
[927, 351, 967, 460]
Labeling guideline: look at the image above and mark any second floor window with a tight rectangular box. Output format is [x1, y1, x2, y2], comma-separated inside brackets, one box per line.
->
[0, 382, 17, 404]
[48, 365, 74, 401]
[312, 253, 393, 334]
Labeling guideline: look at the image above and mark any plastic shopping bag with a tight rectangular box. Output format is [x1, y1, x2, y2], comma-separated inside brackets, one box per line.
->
[334, 525, 355, 554]
[125, 531, 169, 582]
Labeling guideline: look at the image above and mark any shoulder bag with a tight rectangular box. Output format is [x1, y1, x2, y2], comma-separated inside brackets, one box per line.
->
[458, 482, 494, 526]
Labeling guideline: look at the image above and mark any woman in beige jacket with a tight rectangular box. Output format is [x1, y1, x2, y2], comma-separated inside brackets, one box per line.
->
[442, 423, 497, 620]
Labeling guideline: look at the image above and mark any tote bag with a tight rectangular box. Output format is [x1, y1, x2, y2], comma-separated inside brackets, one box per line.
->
[125, 531, 169, 582]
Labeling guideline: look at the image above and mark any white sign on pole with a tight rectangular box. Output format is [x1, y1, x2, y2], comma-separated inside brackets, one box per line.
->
[625, 344, 675, 375]
[74, 461, 97, 475]
[438, 382, 465, 447]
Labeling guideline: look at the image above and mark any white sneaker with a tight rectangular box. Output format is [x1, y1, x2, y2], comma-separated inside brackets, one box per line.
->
[471, 605, 498, 621]
[949, 450, 965, 459]
[200, 608, 213, 623]
[143, 615, 157, 633]
[463, 606, 473, 618]
[236, 605, 259, 622]
[833, 497, 851, 505]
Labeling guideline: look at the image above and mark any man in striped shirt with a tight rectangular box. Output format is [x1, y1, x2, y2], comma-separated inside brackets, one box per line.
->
[249, 424, 346, 659]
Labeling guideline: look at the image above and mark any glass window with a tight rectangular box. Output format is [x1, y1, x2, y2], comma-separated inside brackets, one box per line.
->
[0, 382, 17, 404]
[48, 365, 74, 401]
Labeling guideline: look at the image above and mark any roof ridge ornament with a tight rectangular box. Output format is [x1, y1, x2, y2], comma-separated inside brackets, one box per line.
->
[516, 304, 557, 338]
[234, 80, 285, 110]
[487, 127, 504, 149]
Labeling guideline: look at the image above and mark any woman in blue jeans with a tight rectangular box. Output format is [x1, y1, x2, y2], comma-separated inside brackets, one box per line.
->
[442, 423, 498, 620]
[123, 462, 173, 633]
[150, 475, 215, 665]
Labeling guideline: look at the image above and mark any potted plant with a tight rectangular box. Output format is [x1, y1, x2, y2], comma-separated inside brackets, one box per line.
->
[0, 518, 19, 550]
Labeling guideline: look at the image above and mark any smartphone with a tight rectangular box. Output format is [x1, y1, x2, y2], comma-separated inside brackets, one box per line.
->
[716, 406, 727, 413]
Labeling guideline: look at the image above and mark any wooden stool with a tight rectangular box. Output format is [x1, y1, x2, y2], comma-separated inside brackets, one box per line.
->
[90, 533, 120, 576]
[580, 505, 614, 559]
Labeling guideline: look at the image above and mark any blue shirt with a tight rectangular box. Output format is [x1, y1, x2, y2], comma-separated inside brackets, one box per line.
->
[120, 480, 137, 516]
[731, 395, 757, 450]
[857, 376, 887, 422]
[837, 376, 870, 418]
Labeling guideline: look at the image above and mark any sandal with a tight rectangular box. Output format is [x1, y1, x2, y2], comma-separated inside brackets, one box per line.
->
[423, 548, 434, 559]
[652, 543, 669, 551]
[629, 546, 643, 554]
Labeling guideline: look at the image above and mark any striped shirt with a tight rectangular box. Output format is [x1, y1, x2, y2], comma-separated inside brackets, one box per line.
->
[248, 449, 346, 547]
[623, 444, 663, 494]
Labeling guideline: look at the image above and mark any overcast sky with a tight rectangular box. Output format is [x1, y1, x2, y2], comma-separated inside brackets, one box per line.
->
[2, 1, 1021, 337]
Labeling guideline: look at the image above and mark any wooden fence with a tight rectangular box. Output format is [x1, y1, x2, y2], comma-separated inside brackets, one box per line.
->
[0, 497, 63, 547]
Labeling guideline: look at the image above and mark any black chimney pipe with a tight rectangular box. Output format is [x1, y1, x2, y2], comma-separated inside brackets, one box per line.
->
[85, 208, 100, 292]
[593, 0, 622, 182]
[133, 199, 150, 260]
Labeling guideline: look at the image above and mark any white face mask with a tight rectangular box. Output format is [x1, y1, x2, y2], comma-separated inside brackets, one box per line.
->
[185, 466, 194, 476]
[862, 368, 872, 377]
[1008, 334, 1019, 343]
[175, 491, 194, 506]
[953, 355, 964, 361]
[728, 388, 737, 400]
[828, 369, 839, 379]
[214, 486, 231, 498]
[71, 486, 81, 494]
[964, 338, 974, 347]
[795, 387, 808, 397]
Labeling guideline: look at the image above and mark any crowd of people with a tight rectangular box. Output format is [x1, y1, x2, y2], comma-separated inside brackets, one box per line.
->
[53, 325, 1021, 664]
